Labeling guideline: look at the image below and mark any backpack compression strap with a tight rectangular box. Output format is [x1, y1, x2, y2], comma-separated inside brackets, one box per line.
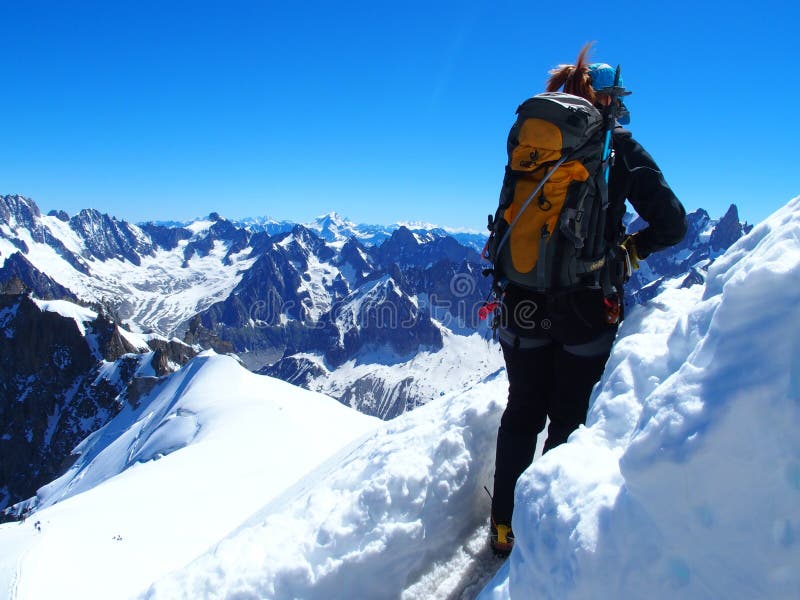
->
[491, 153, 571, 265]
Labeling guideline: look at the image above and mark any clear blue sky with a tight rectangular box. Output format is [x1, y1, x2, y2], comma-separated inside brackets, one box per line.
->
[1, 0, 797, 230]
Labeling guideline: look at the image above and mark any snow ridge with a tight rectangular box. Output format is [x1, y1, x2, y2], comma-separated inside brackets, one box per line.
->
[142, 373, 506, 600]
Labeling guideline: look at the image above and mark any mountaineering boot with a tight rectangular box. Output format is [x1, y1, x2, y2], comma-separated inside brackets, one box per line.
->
[490, 517, 514, 556]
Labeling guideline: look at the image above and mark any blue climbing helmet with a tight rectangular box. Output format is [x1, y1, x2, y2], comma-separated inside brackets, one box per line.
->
[588, 63, 632, 124]
[588, 63, 631, 95]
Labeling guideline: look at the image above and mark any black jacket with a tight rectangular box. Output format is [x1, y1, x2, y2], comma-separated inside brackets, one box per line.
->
[607, 127, 687, 257]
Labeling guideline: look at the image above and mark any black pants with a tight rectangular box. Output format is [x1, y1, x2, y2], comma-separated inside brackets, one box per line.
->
[491, 329, 614, 525]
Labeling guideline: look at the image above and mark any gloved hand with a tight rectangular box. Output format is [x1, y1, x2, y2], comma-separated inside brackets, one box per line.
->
[622, 234, 641, 271]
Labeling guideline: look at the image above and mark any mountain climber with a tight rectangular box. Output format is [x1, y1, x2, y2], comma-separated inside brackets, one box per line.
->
[488, 44, 687, 555]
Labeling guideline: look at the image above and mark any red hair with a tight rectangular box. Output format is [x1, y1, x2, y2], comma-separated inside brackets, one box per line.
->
[546, 42, 596, 104]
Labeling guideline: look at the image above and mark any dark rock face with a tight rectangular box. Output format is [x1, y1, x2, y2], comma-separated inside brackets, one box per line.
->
[261, 355, 420, 420]
[0, 253, 78, 300]
[337, 374, 419, 419]
[149, 339, 197, 377]
[336, 237, 374, 285]
[0, 194, 42, 229]
[139, 222, 192, 252]
[262, 354, 327, 387]
[183, 234, 215, 263]
[69, 208, 155, 266]
[710, 204, 746, 252]
[288, 224, 336, 263]
[0, 294, 104, 513]
[211, 219, 250, 263]
[681, 268, 705, 289]
[0, 294, 196, 516]
[47, 209, 70, 222]
[90, 312, 141, 361]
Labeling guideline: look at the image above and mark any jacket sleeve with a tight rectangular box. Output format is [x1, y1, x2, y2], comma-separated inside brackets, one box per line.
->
[614, 129, 687, 258]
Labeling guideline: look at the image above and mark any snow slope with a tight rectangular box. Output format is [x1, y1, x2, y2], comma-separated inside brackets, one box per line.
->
[142, 372, 509, 599]
[0, 352, 379, 600]
[480, 196, 800, 598]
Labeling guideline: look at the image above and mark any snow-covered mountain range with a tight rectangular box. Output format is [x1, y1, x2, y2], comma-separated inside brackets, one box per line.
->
[228, 211, 489, 252]
[1, 195, 797, 600]
[1, 194, 749, 397]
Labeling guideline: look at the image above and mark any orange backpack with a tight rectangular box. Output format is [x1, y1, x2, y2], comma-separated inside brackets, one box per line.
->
[485, 92, 610, 292]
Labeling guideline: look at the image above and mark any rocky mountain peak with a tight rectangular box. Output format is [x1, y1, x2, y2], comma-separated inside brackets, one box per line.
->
[312, 212, 358, 244]
[369, 226, 421, 268]
[710, 204, 746, 251]
[390, 225, 419, 246]
[338, 236, 373, 276]
[47, 209, 71, 222]
[286, 224, 334, 261]
[69, 208, 154, 266]
[0, 194, 42, 229]
[0, 252, 78, 300]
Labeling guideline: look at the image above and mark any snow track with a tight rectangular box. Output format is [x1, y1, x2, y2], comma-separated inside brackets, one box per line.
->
[402, 520, 506, 600]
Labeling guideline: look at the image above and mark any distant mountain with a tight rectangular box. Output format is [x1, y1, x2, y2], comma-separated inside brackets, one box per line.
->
[1, 195, 259, 335]
[0, 252, 78, 300]
[625, 204, 752, 305]
[150, 211, 489, 252]
[192, 223, 489, 417]
[295, 212, 488, 252]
